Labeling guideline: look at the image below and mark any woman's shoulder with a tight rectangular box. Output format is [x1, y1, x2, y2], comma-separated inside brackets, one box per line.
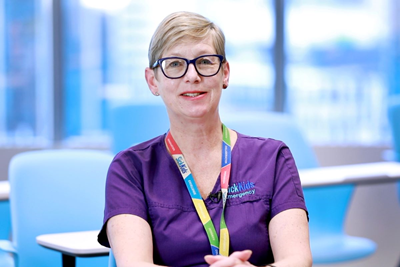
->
[235, 131, 287, 150]
[113, 134, 168, 163]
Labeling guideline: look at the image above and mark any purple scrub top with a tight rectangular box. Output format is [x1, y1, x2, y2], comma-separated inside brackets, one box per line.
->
[98, 132, 308, 266]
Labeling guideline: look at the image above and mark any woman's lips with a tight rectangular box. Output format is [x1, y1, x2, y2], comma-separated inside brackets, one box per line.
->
[181, 92, 205, 97]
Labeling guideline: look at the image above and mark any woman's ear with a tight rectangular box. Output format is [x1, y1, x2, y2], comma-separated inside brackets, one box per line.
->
[145, 67, 160, 96]
[222, 61, 230, 89]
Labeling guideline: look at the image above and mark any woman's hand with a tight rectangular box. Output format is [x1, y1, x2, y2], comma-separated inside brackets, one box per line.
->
[204, 250, 255, 267]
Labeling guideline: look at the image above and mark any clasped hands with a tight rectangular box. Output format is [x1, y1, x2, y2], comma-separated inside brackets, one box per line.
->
[205, 250, 270, 267]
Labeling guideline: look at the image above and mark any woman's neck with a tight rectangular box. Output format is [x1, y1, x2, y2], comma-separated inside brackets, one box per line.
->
[168, 116, 223, 155]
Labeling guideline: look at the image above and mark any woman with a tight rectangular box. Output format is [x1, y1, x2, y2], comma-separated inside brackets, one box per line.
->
[98, 11, 312, 267]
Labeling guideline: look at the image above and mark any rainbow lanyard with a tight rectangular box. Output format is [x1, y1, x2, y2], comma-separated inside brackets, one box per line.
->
[165, 124, 232, 256]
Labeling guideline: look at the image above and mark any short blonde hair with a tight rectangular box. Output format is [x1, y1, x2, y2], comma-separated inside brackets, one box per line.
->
[148, 11, 226, 68]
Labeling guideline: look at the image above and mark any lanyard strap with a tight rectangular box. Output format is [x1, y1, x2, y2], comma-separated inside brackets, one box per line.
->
[165, 124, 232, 256]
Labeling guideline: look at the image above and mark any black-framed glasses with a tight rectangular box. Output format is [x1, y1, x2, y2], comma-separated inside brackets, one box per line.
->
[152, 54, 224, 79]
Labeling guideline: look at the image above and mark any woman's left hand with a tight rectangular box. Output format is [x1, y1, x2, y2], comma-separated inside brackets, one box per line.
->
[204, 250, 255, 267]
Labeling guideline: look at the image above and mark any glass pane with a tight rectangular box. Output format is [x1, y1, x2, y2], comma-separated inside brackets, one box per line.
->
[0, 0, 52, 146]
[286, 0, 393, 145]
[63, 0, 109, 146]
[0, 0, 274, 147]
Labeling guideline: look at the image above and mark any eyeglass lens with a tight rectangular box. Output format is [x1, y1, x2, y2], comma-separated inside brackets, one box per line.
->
[160, 55, 221, 78]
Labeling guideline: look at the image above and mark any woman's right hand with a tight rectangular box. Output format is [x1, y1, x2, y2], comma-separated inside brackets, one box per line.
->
[204, 250, 254, 267]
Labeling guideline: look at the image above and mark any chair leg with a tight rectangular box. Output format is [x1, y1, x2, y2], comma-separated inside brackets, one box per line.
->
[62, 254, 76, 267]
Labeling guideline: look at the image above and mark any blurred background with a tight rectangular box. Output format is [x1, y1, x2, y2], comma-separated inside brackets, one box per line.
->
[0, 0, 399, 266]
[0, 0, 398, 149]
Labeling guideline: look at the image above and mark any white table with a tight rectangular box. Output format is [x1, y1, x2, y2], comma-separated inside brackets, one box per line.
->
[1, 162, 399, 203]
[36, 230, 109, 267]
[0, 181, 10, 200]
[299, 162, 400, 187]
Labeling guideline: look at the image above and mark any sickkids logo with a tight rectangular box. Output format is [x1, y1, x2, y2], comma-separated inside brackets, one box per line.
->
[176, 156, 188, 174]
[227, 181, 256, 199]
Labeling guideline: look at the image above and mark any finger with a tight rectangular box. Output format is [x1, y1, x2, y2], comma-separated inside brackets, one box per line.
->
[206, 256, 241, 267]
[204, 255, 225, 264]
[205, 250, 253, 267]
[229, 250, 252, 261]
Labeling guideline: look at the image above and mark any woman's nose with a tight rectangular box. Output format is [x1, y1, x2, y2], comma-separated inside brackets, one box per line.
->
[185, 63, 200, 81]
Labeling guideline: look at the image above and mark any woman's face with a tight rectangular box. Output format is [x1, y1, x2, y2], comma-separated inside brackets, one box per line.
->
[145, 36, 230, 123]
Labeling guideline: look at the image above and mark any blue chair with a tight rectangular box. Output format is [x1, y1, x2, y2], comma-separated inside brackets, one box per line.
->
[387, 95, 400, 217]
[387, 95, 400, 267]
[109, 103, 170, 154]
[221, 111, 376, 264]
[388, 95, 400, 163]
[0, 188, 13, 266]
[0, 201, 11, 242]
[0, 149, 113, 267]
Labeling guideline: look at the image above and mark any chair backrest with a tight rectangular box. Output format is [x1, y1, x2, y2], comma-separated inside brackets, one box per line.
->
[388, 95, 400, 161]
[0, 200, 11, 241]
[221, 111, 354, 237]
[222, 111, 319, 169]
[387, 95, 400, 201]
[8, 149, 113, 267]
[109, 103, 170, 154]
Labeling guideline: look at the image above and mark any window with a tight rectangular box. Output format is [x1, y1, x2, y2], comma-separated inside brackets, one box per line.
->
[60, 0, 274, 146]
[0, 0, 53, 146]
[0, 0, 397, 148]
[286, 0, 395, 145]
[99, 0, 275, 125]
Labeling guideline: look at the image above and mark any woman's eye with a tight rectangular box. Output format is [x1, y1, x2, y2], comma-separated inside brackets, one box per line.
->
[167, 60, 183, 68]
[198, 59, 212, 65]
[169, 61, 181, 67]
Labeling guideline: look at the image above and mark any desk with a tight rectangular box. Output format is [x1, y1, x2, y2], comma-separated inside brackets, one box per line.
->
[36, 230, 109, 267]
[299, 162, 400, 187]
[0, 181, 10, 200]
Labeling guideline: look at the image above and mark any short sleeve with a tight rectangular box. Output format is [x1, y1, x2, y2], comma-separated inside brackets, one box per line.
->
[270, 145, 308, 219]
[97, 151, 149, 247]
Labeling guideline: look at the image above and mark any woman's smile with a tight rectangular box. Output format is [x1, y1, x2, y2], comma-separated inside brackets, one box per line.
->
[182, 92, 202, 97]
[181, 91, 207, 98]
